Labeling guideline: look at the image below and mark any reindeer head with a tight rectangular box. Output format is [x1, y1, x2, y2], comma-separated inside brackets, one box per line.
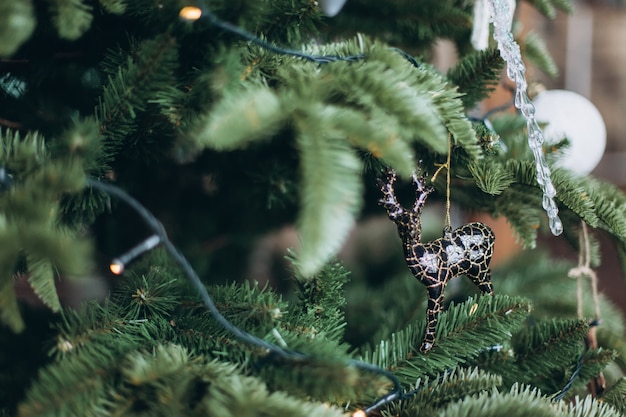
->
[378, 167, 434, 244]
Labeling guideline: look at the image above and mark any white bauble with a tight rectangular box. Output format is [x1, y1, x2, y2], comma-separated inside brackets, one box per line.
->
[532, 89, 606, 175]
[319, 0, 347, 16]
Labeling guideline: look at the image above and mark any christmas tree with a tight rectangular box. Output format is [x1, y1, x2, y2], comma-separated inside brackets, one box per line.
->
[2, 0, 626, 416]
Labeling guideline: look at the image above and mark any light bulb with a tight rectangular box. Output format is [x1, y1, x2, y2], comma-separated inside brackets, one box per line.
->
[110, 262, 124, 275]
[109, 235, 161, 275]
[179, 6, 202, 21]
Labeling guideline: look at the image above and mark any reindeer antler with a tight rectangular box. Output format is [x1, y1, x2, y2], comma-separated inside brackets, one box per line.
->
[378, 168, 402, 220]
[411, 166, 434, 213]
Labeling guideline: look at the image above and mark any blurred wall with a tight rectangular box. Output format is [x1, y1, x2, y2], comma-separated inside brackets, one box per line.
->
[524, 1, 626, 186]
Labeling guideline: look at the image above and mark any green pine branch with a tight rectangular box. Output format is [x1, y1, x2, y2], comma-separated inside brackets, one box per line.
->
[505, 319, 588, 392]
[0, 129, 93, 331]
[288, 260, 350, 341]
[21, 343, 349, 417]
[188, 85, 286, 151]
[524, 0, 574, 19]
[440, 383, 621, 417]
[181, 39, 485, 276]
[459, 146, 626, 251]
[522, 31, 559, 79]
[48, 0, 94, 41]
[17, 251, 389, 412]
[0, 1, 36, 57]
[329, 0, 473, 50]
[600, 378, 626, 414]
[469, 159, 516, 196]
[387, 367, 503, 416]
[254, 0, 323, 45]
[24, 253, 60, 312]
[95, 33, 180, 166]
[295, 130, 363, 277]
[556, 394, 622, 417]
[361, 295, 531, 384]
[447, 48, 505, 109]
[97, 0, 126, 14]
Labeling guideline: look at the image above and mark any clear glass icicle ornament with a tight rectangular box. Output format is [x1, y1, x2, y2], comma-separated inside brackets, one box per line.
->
[488, 0, 563, 235]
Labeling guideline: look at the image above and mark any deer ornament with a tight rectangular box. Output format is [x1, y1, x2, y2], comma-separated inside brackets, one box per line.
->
[378, 167, 495, 352]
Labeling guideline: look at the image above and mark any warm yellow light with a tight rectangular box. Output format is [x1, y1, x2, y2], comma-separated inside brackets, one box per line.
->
[179, 6, 202, 21]
[351, 410, 367, 417]
[110, 262, 124, 275]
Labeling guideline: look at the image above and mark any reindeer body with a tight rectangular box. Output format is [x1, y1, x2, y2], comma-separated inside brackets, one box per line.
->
[379, 168, 495, 352]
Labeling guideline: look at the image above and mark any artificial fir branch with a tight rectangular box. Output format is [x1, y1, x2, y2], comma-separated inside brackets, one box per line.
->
[184, 40, 488, 276]
[399, 58, 480, 160]
[0, 128, 93, 330]
[17, 252, 389, 413]
[571, 348, 618, 397]
[21, 343, 349, 417]
[188, 86, 285, 151]
[97, 0, 126, 14]
[251, 0, 323, 45]
[96, 34, 180, 165]
[386, 367, 504, 416]
[295, 131, 363, 277]
[24, 253, 60, 312]
[48, 0, 94, 41]
[525, 0, 574, 19]
[328, 0, 473, 50]
[505, 319, 590, 392]
[1, 0, 625, 415]
[600, 378, 626, 414]
[289, 259, 350, 341]
[468, 159, 515, 195]
[458, 154, 626, 251]
[447, 48, 505, 109]
[521, 32, 560, 79]
[441, 384, 621, 417]
[361, 295, 531, 383]
[0, 1, 36, 57]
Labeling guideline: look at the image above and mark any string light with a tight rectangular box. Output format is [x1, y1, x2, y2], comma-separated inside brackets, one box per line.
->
[109, 234, 161, 275]
[179, 4, 422, 68]
[88, 179, 406, 415]
[351, 410, 367, 417]
[179, 6, 202, 21]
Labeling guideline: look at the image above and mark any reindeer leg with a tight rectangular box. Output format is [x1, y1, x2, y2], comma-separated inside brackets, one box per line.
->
[420, 276, 446, 353]
[467, 268, 494, 295]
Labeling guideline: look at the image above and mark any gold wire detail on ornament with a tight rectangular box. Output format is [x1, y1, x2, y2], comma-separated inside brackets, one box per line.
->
[431, 133, 452, 234]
